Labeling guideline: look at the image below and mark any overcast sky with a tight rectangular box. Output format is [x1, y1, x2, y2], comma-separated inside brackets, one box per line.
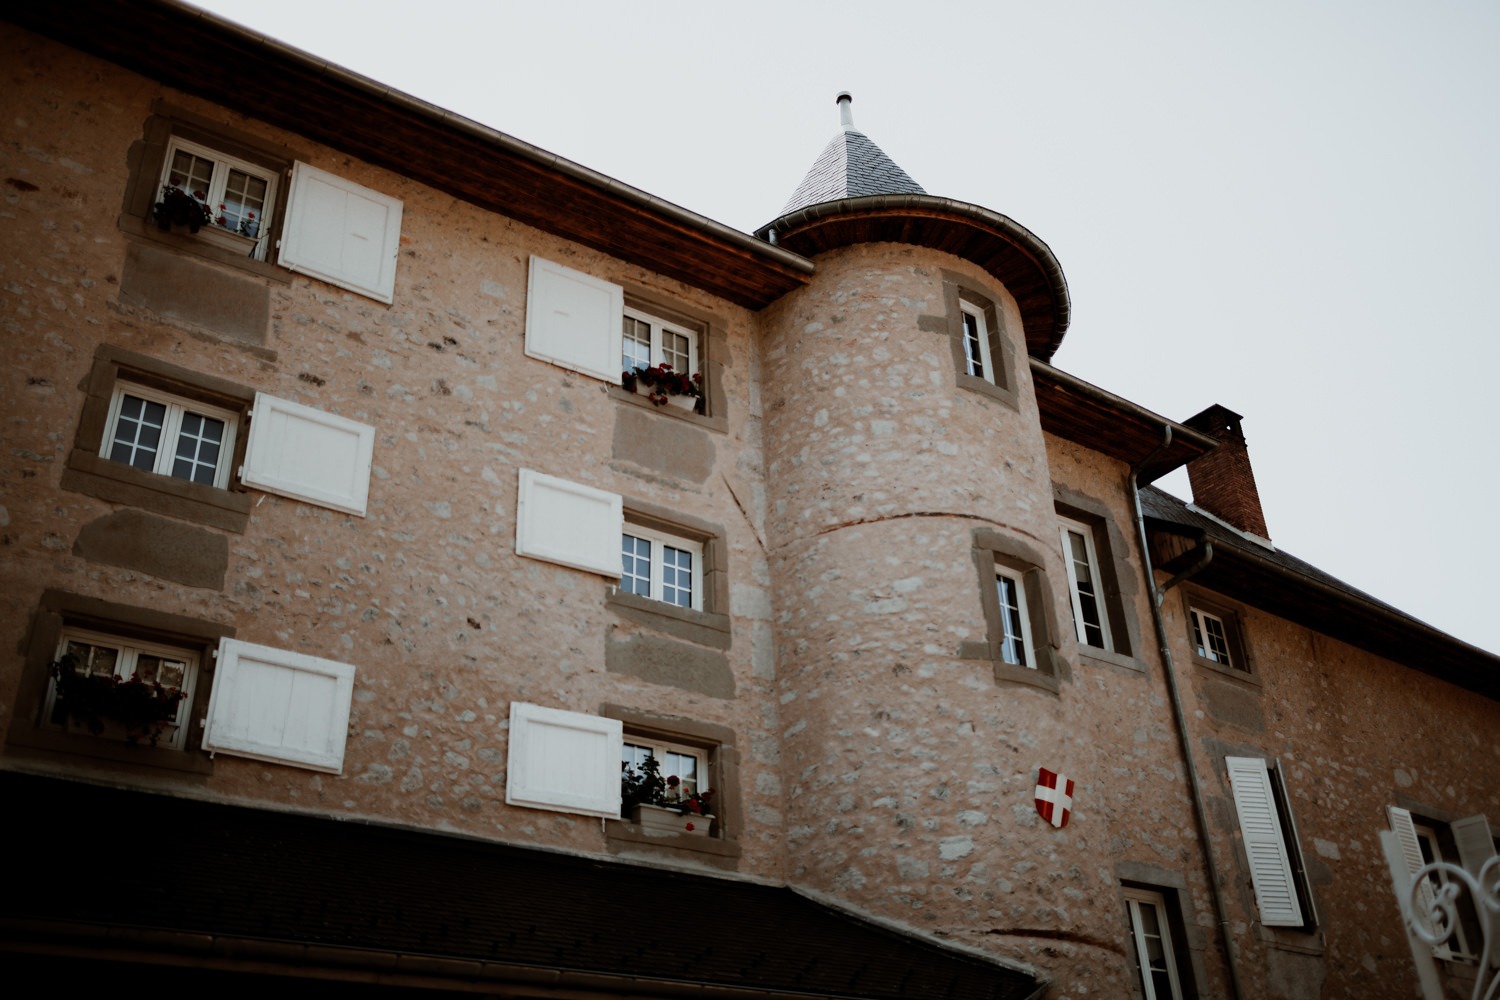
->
[192, 0, 1500, 655]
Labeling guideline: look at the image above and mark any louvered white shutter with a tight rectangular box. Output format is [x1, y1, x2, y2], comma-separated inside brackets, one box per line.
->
[1226, 756, 1304, 927]
[242, 392, 375, 516]
[280, 162, 403, 303]
[1451, 814, 1496, 878]
[524, 256, 623, 383]
[514, 468, 622, 577]
[1389, 806, 1450, 958]
[506, 702, 622, 817]
[203, 639, 357, 774]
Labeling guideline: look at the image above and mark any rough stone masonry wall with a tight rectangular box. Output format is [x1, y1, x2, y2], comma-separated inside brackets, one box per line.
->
[757, 244, 1221, 994]
[1164, 575, 1500, 1000]
[0, 27, 787, 877]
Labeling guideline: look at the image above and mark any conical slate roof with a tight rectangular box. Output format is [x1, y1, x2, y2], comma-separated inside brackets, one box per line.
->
[780, 92, 926, 216]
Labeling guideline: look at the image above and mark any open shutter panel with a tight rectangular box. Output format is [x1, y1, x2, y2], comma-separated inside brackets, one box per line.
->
[280, 162, 403, 303]
[1226, 756, 1304, 927]
[203, 638, 357, 774]
[524, 256, 624, 383]
[505, 702, 622, 818]
[1389, 806, 1448, 958]
[242, 392, 375, 516]
[514, 468, 622, 577]
[1450, 814, 1496, 879]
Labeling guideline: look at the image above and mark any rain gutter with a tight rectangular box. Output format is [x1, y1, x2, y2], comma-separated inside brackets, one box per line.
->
[1128, 426, 1246, 1000]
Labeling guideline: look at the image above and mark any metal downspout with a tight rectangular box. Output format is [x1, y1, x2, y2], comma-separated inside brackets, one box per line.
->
[1129, 428, 1247, 1000]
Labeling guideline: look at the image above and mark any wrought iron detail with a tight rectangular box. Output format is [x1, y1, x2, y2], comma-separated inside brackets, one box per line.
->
[1402, 856, 1500, 1000]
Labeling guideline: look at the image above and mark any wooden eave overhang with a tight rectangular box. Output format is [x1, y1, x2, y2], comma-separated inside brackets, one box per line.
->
[3, 1, 813, 311]
[1146, 517, 1500, 700]
[757, 195, 1072, 360]
[1032, 360, 1218, 482]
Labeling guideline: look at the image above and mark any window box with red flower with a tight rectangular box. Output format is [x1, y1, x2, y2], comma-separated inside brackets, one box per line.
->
[622, 364, 703, 413]
[621, 750, 716, 837]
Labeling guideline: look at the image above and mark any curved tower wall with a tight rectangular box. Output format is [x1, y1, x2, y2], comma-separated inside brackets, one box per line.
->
[759, 241, 1146, 984]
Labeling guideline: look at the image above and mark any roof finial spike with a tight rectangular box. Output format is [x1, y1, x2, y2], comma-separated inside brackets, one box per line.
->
[836, 91, 854, 129]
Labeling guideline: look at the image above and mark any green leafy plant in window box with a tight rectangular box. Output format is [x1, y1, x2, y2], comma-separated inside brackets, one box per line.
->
[152, 184, 214, 233]
[620, 754, 717, 835]
[622, 364, 703, 412]
[49, 653, 185, 746]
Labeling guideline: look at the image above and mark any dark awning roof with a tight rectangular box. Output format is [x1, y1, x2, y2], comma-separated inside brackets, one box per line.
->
[3, 1, 812, 311]
[1141, 487, 1500, 700]
[0, 772, 1042, 999]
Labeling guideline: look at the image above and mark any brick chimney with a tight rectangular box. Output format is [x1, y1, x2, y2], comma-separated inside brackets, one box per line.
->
[1183, 404, 1269, 539]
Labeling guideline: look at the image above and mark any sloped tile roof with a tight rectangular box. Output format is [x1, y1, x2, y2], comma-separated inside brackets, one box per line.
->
[781, 127, 926, 216]
[1, 772, 1042, 999]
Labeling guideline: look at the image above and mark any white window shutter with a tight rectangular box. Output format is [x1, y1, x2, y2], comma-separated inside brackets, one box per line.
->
[1226, 756, 1304, 927]
[1389, 806, 1447, 957]
[1450, 814, 1496, 879]
[203, 638, 357, 774]
[242, 392, 375, 516]
[514, 468, 622, 577]
[506, 702, 622, 818]
[524, 256, 623, 383]
[280, 162, 403, 303]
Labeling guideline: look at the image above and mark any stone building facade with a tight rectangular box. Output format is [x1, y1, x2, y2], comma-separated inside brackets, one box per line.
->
[2, 6, 1495, 1000]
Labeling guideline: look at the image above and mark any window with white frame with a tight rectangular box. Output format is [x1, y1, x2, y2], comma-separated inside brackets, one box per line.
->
[961, 302, 994, 382]
[1189, 607, 1233, 667]
[1389, 806, 1484, 962]
[1059, 517, 1112, 650]
[101, 381, 239, 489]
[43, 626, 200, 751]
[1124, 887, 1187, 1000]
[621, 525, 703, 610]
[1226, 756, 1316, 929]
[622, 306, 699, 379]
[622, 737, 707, 800]
[996, 570, 1034, 668]
[160, 136, 279, 258]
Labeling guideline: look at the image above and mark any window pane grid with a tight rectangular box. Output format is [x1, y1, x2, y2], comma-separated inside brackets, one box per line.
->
[171, 411, 226, 485]
[102, 384, 237, 489]
[621, 526, 702, 610]
[161, 137, 278, 259]
[621, 534, 652, 596]
[662, 329, 690, 373]
[109, 394, 167, 471]
[661, 545, 694, 607]
[622, 316, 651, 371]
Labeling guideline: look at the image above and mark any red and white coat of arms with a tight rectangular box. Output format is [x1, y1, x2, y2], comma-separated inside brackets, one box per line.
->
[1034, 767, 1075, 828]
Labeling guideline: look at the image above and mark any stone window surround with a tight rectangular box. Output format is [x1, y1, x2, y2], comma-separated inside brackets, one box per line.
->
[1053, 486, 1145, 673]
[607, 499, 731, 651]
[5, 589, 233, 775]
[121, 101, 303, 281]
[601, 704, 742, 867]
[959, 528, 1066, 694]
[1179, 588, 1257, 683]
[61, 345, 256, 533]
[1114, 863, 1209, 1000]
[608, 287, 729, 435]
[941, 269, 1020, 411]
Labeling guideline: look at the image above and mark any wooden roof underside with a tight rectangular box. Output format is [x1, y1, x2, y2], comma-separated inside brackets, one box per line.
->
[6, 2, 812, 311]
[761, 197, 1072, 361]
[1032, 361, 1216, 480]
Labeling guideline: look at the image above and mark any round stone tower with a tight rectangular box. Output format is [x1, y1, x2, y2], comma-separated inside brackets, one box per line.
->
[757, 93, 1095, 969]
